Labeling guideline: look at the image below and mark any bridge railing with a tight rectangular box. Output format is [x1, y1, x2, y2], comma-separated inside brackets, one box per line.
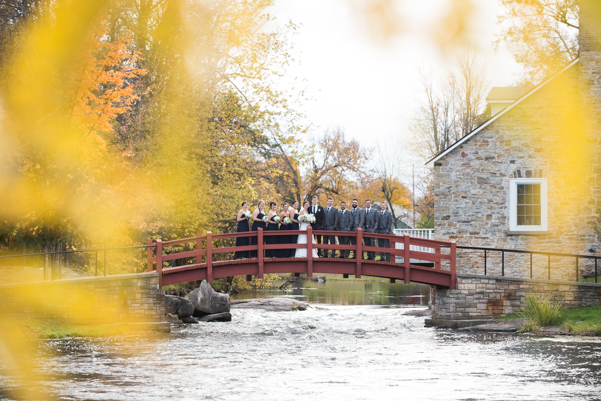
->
[447, 245, 600, 283]
[147, 228, 456, 287]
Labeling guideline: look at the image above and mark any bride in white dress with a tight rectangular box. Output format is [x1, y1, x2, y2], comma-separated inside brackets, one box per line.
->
[295, 201, 319, 258]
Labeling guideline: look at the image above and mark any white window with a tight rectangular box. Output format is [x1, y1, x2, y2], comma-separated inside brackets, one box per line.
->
[509, 178, 548, 233]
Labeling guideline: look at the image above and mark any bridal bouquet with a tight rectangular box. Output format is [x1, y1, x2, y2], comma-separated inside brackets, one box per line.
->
[244, 211, 252, 219]
[273, 216, 281, 223]
[299, 214, 315, 223]
[262, 215, 269, 223]
[283, 217, 292, 225]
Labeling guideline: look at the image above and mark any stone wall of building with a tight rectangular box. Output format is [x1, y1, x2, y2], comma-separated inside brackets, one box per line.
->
[432, 274, 601, 320]
[432, 61, 601, 280]
[0, 273, 165, 324]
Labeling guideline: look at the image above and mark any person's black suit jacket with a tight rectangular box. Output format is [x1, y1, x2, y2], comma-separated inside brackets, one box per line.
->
[309, 204, 325, 230]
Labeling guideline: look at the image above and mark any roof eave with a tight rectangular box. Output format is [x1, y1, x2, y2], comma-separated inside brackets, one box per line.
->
[424, 57, 580, 168]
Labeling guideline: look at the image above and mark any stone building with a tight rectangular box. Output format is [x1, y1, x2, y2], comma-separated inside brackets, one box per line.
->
[426, 6, 601, 281]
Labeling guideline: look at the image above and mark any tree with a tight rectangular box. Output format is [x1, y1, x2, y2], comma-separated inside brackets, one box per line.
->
[370, 145, 412, 228]
[455, 51, 488, 136]
[303, 127, 370, 203]
[496, 0, 579, 85]
[415, 174, 434, 229]
[410, 50, 488, 160]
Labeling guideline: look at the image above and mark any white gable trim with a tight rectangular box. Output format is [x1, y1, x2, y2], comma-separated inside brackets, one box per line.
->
[425, 58, 580, 168]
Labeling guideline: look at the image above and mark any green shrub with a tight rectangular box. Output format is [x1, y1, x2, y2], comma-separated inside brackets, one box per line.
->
[519, 294, 566, 327]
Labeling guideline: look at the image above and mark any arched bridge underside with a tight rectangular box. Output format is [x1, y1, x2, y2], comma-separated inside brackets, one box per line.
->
[147, 228, 457, 289]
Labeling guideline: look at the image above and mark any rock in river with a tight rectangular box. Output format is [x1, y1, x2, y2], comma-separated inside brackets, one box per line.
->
[165, 295, 195, 320]
[199, 312, 232, 322]
[231, 297, 309, 311]
[165, 313, 182, 323]
[186, 280, 231, 317]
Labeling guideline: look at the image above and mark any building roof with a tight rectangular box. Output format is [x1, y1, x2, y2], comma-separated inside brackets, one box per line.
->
[425, 58, 580, 168]
[485, 86, 531, 102]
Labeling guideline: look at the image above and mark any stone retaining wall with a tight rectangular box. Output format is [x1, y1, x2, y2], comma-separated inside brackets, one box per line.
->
[0, 273, 165, 324]
[432, 274, 601, 320]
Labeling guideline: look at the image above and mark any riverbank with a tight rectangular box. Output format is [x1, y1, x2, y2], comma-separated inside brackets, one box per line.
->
[456, 305, 601, 336]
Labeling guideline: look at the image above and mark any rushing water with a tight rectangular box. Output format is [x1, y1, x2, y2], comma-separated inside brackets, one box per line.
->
[7, 279, 601, 400]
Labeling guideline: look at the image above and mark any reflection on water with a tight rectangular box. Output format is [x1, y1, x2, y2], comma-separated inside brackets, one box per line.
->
[234, 277, 430, 306]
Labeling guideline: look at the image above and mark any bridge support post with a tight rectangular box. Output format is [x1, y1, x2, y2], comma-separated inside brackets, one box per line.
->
[404, 233, 410, 284]
[258, 228, 264, 279]
[147, 239, 153, 272]
[206, 231, 213, 283]
[307, 226, 313, 277]
[156, 239, 163, 287]
[450, 241, 456, 289]
[196, 232, 202, 265]
[355, 228, 362, 278]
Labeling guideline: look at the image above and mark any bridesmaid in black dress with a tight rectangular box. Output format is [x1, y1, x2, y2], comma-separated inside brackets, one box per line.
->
[234, 202, 251, 259]
[290, 201, 300, 253]
[278, 202, 292, 257]
[266, 201, 280, 258]
[250, 200, 266, 258]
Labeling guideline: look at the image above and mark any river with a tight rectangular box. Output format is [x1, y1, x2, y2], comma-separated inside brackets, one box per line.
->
[10, 279, 601, 400]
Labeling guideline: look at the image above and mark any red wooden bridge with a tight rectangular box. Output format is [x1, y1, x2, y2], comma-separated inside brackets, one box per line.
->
[146, 227, 456, 289]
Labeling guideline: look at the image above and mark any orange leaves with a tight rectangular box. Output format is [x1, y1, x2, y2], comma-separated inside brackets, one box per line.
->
[70, 23, 147, 135]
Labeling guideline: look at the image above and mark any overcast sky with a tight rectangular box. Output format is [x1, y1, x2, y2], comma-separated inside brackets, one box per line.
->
[270, 0, 523, 180]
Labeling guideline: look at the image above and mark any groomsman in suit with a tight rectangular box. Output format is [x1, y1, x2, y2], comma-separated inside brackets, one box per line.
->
[310, 195, 325, 257]
[363, 199, 378, 260]
[376, 201, 393, 261]
[323, 197, 340, 258]
[338, 201, 354, 258]
[350, 198, 364, 258]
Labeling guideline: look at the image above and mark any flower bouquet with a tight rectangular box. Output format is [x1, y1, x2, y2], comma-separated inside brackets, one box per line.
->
[283, 217, 292, 225]
[262, 215, 269, 223]
[299, 214, 316, 224]
[273, 216, 281, 223]
[244, 211, 252, 219]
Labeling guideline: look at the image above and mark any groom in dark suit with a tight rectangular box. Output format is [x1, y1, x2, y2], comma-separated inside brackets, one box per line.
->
[310, 195, 325, 257]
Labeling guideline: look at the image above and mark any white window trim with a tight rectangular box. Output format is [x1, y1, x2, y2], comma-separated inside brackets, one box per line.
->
[508, 178, 548, 234]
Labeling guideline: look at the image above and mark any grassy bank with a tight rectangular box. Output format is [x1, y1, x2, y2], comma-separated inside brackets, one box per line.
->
[561, 306, 601, 335]
[501, 305, 601, 335]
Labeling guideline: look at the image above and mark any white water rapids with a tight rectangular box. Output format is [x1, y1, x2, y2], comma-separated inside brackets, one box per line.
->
[31, 303, 601, 400]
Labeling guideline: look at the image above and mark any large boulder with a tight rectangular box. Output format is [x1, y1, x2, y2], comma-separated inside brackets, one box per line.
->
[186, 280, 231, 317]
[165, 295, 195, 320]
[231, 297, 309, 311]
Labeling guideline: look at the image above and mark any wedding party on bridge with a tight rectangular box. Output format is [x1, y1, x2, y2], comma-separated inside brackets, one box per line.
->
[233, 196, 393, 260]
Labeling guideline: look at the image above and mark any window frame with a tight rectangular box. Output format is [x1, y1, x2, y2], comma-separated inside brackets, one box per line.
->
[508, 178, 548, 234]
